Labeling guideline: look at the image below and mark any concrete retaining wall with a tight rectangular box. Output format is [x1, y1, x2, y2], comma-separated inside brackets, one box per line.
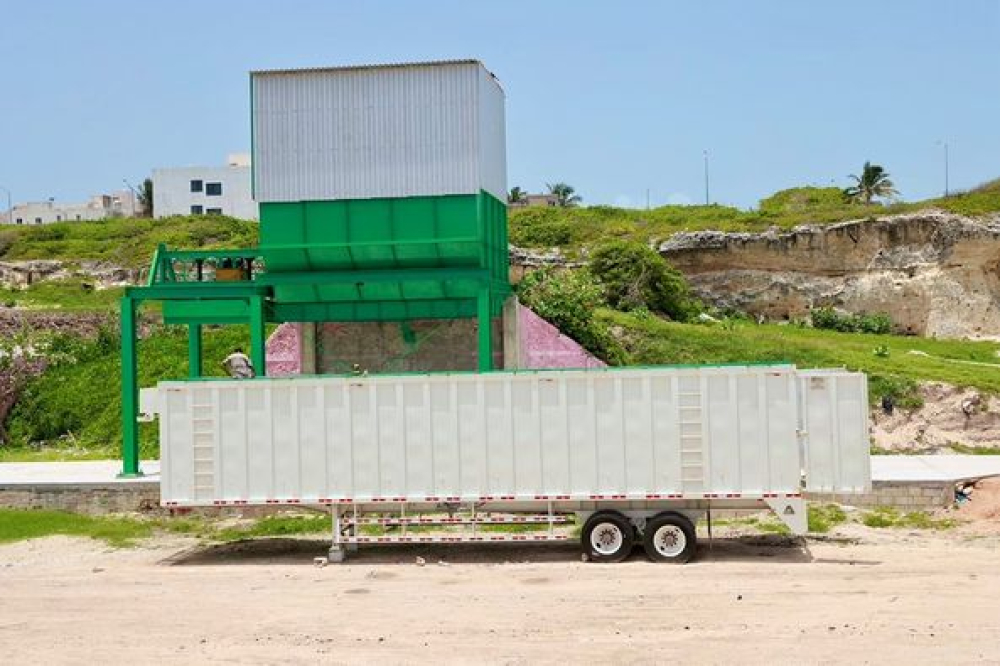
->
[0, 484, 161, 514]
[808, 480, 954, 510]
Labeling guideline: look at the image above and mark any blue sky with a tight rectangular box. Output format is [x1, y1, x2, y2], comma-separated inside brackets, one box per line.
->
[1, 0, 998, 209]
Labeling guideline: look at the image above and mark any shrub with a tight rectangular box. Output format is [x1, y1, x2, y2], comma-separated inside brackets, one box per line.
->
[516, 268, 625, 364]
[587, 240, 700, 321]
[811, 307, 893, 334]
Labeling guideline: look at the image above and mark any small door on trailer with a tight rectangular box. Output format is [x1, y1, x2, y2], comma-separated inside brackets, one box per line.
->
[798, 370, 871, 493]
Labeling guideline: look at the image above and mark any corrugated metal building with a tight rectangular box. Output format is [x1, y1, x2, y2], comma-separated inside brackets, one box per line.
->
[251, 60, 506, 203]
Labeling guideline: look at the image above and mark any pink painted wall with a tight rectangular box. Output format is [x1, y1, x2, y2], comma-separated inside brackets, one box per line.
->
[264, 303, 605, 375]
[517, 304, 606, 369]
[265, 322, 302, 376]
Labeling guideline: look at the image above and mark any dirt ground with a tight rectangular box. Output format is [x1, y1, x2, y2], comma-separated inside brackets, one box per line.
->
[2, 525, 1000, 665]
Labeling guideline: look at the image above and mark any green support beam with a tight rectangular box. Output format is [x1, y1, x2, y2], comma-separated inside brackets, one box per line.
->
[188, 324, 202, 378]
[249, 295, 266, 377]
[119, 296, 141, 477]
[256, 267, 490, 286]
[477, 286, 492, 372]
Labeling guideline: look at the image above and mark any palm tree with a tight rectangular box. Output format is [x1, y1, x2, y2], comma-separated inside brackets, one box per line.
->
[844, 162, 898, 204]
[546, 182, 582, 207]
[508, 186, 526, 204]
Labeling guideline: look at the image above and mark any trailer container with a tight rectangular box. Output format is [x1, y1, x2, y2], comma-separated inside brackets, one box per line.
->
[141, 364, 869, 563]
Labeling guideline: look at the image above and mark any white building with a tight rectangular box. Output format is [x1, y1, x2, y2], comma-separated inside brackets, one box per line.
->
[152, 154, 257, 220]
[6, 191, 139, 225]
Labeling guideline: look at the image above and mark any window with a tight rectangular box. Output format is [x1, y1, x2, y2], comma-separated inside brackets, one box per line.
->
[35, 217, 41, 224]
[205, 182, 222, 196]
[205, 208, 222, 215]
[190, 180, 203, 193]
[16, 218, 22, 224]
[56, 215, 62, 221]
[190, 205, 203, 215]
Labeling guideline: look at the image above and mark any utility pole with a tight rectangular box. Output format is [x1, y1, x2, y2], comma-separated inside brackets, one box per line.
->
[0, 185, 11, 224]
[646, 188, 650, 210]
[703, 150, 710, 205]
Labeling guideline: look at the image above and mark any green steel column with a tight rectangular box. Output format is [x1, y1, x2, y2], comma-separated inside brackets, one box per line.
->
[249, 295, 266, 377]
[477, 287, 492, 372]
[187, 324, 202, 378]
[119, 296, 141, 477]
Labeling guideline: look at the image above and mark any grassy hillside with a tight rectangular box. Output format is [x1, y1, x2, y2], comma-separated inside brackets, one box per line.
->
[603, 310, 1000, 404]
[510, 180, 1000, 252]
[0, 214, 257, 268]
[2, 325, 254, 458]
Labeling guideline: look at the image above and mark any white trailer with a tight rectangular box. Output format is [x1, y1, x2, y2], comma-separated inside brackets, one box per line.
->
[140, 364, 870, 563]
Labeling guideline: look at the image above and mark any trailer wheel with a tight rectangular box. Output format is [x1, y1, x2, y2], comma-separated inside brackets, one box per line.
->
[582, 512, 634, 563]
[642, 513, 696, 564]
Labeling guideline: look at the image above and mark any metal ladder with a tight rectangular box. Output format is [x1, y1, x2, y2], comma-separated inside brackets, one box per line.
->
[678, 381, 706, 494]
[190, 401, 216, 500]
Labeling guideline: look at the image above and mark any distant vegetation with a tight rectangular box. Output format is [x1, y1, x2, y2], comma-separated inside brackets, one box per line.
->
[844, 161, 898, 204]
[0, 214, 256, 268]
[509, 179, 1000, 252]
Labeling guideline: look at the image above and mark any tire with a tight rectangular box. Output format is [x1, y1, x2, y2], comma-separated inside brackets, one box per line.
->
[582, 511, 634, 563]
[642, 513, 696, 564]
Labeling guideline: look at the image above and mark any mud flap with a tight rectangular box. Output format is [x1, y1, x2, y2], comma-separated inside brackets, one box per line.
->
[765, 497, 807, 535]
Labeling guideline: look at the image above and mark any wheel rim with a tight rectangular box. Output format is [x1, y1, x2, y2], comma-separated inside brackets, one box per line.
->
[653, 524, 687, 558]
[590, 522, 624, 556]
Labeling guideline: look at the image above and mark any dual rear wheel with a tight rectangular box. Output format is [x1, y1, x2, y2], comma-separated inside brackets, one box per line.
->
[581, 511, 696, 564]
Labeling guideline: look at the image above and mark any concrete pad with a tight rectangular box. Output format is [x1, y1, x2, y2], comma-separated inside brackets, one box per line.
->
[871, 455, 1000, 483]
[0, 460, 159, 488]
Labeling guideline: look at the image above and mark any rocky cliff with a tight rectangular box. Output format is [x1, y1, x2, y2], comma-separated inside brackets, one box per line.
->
[658, 211, 1000, 338]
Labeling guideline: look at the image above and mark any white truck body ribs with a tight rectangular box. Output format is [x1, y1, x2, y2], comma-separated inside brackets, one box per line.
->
[142, 365, 870, 515]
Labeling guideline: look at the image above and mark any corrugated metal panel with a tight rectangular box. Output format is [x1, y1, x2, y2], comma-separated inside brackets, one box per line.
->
[252, 61, 506, 203]
[148, 366, 869, 506]
[800, 370, 872, 493]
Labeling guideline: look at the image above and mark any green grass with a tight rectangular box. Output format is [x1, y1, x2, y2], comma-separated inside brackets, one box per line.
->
[2, 325, 256, 455]
[603, 310, 1000, 404]
[0, 279, 125, 312]
[0, 215, 257, 268]
[214, 515, 331, 542]
[0, 509, 155, 547]
[807, 504, 849, 533]
[509, 181, 1000, 252]
[861, 506, 958, 530]
[945, 443, 1000, 456]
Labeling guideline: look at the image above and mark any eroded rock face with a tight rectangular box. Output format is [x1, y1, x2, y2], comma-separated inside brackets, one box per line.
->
[0, 260, 142, 289]
[658, 211, 1000, 338]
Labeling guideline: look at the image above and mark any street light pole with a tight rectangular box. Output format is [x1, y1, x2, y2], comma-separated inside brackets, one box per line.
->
[0, 185, 11, 224]
[703, 150, 710, 205]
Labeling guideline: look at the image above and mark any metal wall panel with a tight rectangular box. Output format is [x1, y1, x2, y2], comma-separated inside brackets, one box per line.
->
[252, 61, 506, 203]
[800, 371, 872, 493]
[147, 366, 870, 506]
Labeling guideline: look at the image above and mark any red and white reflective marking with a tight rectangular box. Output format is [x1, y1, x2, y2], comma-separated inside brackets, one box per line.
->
[343, 514, 570, 526]
[343, 534, 570, 544]
[164, 491, 803, 507]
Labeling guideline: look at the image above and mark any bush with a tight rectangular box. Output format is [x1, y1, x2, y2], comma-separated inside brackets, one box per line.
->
[588, 240, 700, 321]
[516, 268, 625, 364]
[811, 307, 892, 334]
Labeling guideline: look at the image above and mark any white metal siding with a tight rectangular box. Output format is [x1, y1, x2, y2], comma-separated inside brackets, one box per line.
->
[800, 371, 872, 493]
[148, 366, 869, 506]
[252, 61, 507, 203]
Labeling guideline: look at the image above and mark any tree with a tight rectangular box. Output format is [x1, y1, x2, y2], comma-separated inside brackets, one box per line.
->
[546, 182, 582, 207]
[844, 162, 898, 204]
[508, 186, 526, 204]
[138, 178, 154, 217]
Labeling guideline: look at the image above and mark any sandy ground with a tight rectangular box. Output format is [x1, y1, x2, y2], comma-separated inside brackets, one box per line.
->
[1, 526, 1000, 666]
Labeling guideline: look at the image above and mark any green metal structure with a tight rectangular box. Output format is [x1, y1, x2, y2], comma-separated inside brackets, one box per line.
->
[119, 192, 511, 476]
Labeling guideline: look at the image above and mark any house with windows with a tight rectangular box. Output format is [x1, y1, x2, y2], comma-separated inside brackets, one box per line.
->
[152, 153, 256, 220]
[5, 191, 138, 225]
